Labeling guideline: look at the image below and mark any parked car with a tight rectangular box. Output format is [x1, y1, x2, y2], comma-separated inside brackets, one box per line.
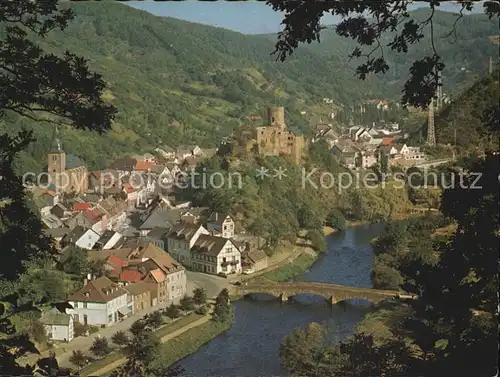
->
[232, 281, 242, 286]
[243, 269, 255, 275]
[217, 272, 227, 278]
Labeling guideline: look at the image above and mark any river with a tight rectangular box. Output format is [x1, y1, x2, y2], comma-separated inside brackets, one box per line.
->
[177, 223, 384, 377]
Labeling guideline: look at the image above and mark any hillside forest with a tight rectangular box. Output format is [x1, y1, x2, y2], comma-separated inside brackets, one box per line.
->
[0, 2, 497, 173]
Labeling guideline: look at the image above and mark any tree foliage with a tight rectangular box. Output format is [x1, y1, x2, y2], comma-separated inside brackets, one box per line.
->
[281, 153, 499, 377]
[89, 336, 112, 359]
[193, 288, 207, 306]
[213, 288, 233, 323]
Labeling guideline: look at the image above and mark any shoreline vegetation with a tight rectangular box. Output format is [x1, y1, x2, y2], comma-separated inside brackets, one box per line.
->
[84, 212, 428, 376]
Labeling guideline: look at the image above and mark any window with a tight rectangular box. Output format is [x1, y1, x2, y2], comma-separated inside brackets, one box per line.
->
[74, 302, 79, 308]
[83, 302, 87, 308]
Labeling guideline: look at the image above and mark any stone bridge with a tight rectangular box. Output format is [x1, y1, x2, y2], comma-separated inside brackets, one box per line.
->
[236, 281, 403, 305]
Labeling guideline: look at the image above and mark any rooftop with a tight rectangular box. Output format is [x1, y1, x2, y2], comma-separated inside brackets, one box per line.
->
[68, 276, 128, 303]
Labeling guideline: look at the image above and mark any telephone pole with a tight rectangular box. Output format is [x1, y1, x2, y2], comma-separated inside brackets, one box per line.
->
[488, 56, 493, 75]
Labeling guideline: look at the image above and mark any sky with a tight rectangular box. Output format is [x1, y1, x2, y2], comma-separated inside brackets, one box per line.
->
[127, 1, 485, 35]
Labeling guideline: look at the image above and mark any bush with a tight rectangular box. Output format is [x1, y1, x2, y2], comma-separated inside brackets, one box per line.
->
[30, 320, 48, 344]
[307, 229, 327, 253]
[195, 305, 208, 315]
[69, 350, 88, 370]
[74, 323, 85, 337]
[193, 288, 207, 306]
[111, 330, 129, 347]
[164, 304, 181, 319]
[145, 310, 164, 329]
[179, 295, 195, 312]
[89, 336, 112, 359]
[328, 209, 346, 231]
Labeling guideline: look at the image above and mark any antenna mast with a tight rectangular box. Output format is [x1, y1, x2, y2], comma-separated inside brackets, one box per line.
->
[427, 98, 436, 147]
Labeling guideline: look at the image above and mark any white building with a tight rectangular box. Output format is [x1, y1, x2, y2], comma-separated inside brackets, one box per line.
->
[63, 226, 100, 250]
[166, 222, 242, 275]
[67, 276, 130, 327]
[40, 310, 74, 342]
[166, 223, 209, 266]
[206, 212, 235, 238]
[191, 235, 242, 275]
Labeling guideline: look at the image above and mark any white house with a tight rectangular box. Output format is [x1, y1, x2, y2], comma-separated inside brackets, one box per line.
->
[155, 145, 176, 160]
[67, 276, 130, 327]
[191, 235, 242, 275]
[96, 230, 122, 250]
[352, 127, 372, 142]
[40, 310, 74, 342]
[166, 223, 209, 266]
[206, 212, 235, 238]
[63, 226, 100, 250]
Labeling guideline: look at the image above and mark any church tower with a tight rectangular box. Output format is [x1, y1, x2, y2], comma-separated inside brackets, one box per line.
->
[48, 125, 66, 190]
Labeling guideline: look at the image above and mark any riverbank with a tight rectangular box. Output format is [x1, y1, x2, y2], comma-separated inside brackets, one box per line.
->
[150, 320, 231, 370]
[79, 313, 210, 377]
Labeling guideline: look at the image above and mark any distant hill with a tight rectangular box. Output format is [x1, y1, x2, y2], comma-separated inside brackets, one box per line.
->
[3, 1, 385, 172]
[433, 68, 499, 151]
[2, 3, 497, 172]
[261, 9, 498, 99]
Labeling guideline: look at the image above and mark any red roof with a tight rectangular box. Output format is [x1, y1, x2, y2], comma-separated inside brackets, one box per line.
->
[123, 183, 136, 194]
[73, 202, 90, 212]
[106, 255, 128, 270]
[381, 137, 394, 145]
[84, 208, 103, 222]
[45, 190, 57, 197]
[134, 161, 154, 171]
[119, 269, 144, 282]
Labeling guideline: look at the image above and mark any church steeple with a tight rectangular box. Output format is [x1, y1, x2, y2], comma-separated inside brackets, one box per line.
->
[50, 124, 63, 153]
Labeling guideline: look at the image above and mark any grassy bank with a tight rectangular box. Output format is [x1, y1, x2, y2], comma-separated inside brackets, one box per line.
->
[150, 320, 231, 369]
[264, 253, 318, 282]
[79, 313, 203, 377]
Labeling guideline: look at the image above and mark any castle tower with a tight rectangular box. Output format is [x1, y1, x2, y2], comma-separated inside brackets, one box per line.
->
[268, 107, 286, 129]
[427, 98, 436, 146]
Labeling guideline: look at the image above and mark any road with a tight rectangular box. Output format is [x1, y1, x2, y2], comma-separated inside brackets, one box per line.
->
[18, 271, 228, 370]
[186, 270, 231, 298]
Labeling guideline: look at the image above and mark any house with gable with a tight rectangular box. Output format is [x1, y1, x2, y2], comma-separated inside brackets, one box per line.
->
[40, 309, 74, 342]
[191, 235, 242, 275]
[64, 211, 93, 230]
[94, 230, 122, 250]
[139, 207, 183, 236]
[165, 222, 209, 266]
[108, 157, 137, 174]
[62, 226, 100, 250]
[155, 145, 176, 160]
[206, 212, 235, 238]
[331, 139, 361, 169]
[124, 282, 151, 314]
[67, 276, 129, 326]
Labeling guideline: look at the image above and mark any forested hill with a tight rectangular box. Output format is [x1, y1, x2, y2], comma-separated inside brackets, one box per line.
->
[4, 1, 388, 172]
[434, 68, 499, 151]
[3, 3, 497, 172]
[262, 9, 499, 98]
